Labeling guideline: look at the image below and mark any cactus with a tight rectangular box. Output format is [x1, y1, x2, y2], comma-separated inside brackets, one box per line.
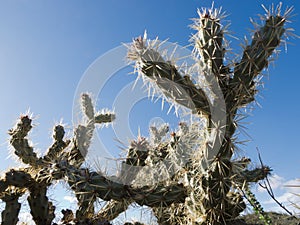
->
[0, 3, 296, 225]
[125, 2, 294, 224]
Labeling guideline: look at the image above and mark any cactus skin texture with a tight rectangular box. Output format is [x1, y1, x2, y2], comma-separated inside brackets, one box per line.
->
[1, 191, 22, 225]
[0, 3, 295, 225]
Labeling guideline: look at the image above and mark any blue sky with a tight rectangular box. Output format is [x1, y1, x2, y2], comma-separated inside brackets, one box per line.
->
[0, 0, 300, 223]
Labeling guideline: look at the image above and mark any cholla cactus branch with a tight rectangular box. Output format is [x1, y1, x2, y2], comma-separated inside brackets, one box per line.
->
[8, 115, 42, 167]
[1, 191, 21, 225]
[237, 166, 272, 183]
[4, 169, 33, 188]
[44, 125, 70, 161]
[95, 112, 116, 124]
[27, 185, 55, 225]
[72, 94, 115, 163]
[81, 93, 95, 120]
[74, 94, 96, 158]
[231, 8, 289, 107]
[65, 167, 187, 207]
[128, 35, 211, 117]
[191, 6, 228, 78]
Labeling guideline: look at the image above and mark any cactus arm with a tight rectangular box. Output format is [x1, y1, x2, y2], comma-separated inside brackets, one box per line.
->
[231, 14, 286, 107]
[145, 61, 211, 116]
[74, 93, 96, 161]
[3, 169, 33, 188]
[128, 37, 211, 117]
[27, 185, 55, 225]
[8, 115, 43, 167]
[95, 112, 116, 124]
[66, 167, 187, 208]
[130, 183, 186, 206]
[235, 166, 272, 184]
[67, 93, 115, 166]
[81, 93, 116, 125]
[44, 125, 70, 161]
[191, 7, 229, 84]
[64, 105, 117, 220]
[1, 191, 22, 225]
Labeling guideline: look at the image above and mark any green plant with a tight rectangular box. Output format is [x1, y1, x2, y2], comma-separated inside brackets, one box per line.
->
[0, 3, 295, 225]
[243, 185, 272, 224]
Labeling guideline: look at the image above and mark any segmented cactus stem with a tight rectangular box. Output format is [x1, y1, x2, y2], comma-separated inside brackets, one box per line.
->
[44, 125, 70, 161]
[231, 9, 288, 107]
[8, 115, 41, 167]
[1, 191, 22, 225]
[127, 35, 211, 117]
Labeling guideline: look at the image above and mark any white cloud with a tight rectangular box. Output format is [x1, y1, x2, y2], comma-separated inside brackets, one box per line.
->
[257, 174, 285, 192]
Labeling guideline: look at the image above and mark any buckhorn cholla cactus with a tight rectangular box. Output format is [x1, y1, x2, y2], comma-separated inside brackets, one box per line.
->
[124, 3, 294, 225]
[0, 3, 295, 225]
